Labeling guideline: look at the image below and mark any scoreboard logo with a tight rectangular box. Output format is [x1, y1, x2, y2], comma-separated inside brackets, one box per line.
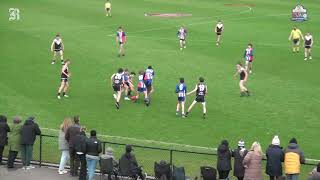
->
[292, 4, 307, 22]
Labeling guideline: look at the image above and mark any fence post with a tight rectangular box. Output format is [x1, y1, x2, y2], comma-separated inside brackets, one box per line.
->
[39, 135, 42, 167]
[170, 150, 173, 165]
[102, 142, 106, 154]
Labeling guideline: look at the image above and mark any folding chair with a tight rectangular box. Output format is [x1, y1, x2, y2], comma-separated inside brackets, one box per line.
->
[200, 166, 216, 180]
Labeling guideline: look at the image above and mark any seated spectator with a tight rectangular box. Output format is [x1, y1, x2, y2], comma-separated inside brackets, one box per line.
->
[74, 127, 87, 180]
[0, 115, 10, 165]
[232, 140, 248, 180]
[65, 115, 81, 176]
[217, 140, 232, 180]
[7, 116, 22, 168]
[100, 147, 119, 173]
[308, 163, 320, 180]
[86, 130, 102, 180]
[243, 142, 263, 180]
[119, 145, 145, 180]
[284, 138, 305, 180]
[266, 135, 284, 180]
[20, 116, 41, 170]
[58, 117, 73, 174]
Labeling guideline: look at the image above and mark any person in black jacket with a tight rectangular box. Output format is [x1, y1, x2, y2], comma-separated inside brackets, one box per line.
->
[86, 130, 102, 180]
[119, 145, 145, 180]
[217, 140, 232, 180]
[266, 136, 284, 180]
[65, 115, 81, 176]
[0, 115, 10, 165]
[74, 128, 87, 180]
[20, 116, 41, 170]
[232, 140, 248, 180]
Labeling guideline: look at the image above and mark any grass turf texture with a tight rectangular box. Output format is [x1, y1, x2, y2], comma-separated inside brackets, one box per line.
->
[1, 0, 320, 177]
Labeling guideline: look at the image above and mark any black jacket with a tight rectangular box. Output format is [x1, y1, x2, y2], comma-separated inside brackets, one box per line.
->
[266, 145, 284, 176]
[217, 144, 232, 171]
[232, 148, 248, 177]
[119, 152, 139, 176]
[65, 124, 81, 148]
[0, 120, 10, 146]
[86, 136, 102, 156]
[74, 131, 87, 153]
[20, 120, 41, 145]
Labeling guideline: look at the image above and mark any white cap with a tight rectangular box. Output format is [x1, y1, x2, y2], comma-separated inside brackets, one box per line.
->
[272, 135, 280, 146]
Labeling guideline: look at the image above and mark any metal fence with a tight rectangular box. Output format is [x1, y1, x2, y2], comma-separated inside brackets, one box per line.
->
[5, 134, 319, 178]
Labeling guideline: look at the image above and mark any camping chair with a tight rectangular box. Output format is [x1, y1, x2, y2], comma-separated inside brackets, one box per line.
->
[200, 166, 216, 180]
[154, 161, 171, 180]
[100, 158, 117, 180]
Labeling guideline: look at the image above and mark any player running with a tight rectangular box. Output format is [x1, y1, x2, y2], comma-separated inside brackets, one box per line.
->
[177, 26, 187, 50]
[288, 27, 304, 53]
[234, 63, 250, 97]
[304, 32, 313, 61]
[105, 0, 112, 17]
[175, 78, 187, 118]
[50, 34, 64, 65]
[215, 20, 224, 46]
[185, 77, 207, 119]
[131, 70, 149, 106]
[244, 43, 254, 73]
[57, 59, 71, 99]
[123, 69, 134, 100]
[111, 68, 124, 109]
[116, 27, 126, 57]
[144, 66, 154, 98]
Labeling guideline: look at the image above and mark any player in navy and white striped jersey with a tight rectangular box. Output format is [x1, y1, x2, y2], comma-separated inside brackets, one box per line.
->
[144, 66, 155, 98]
[175, 78, 187, 118]
[177, 26, 187, 50]
[186, 77, 207, 119]
[50, 34, 64, 64]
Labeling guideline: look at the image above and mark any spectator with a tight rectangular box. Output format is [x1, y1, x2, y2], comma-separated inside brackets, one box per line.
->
[120, 145, 145, 180]
[217, 140, 232, 180]
[7, 116, 22, 168]
[58, 117, 73, 175]
[243, 141, 263, 180]
[266, 135, 284, 180]
[308, 163, 320, 180]
[232, 140, 248, 180]
[20, 116, 41, 170]
[100, 147, 119, 176]
[74, 127, 87, 180]
[65, 115, 81, 176]
[0, 115, 10, 165]
[284, 138, 305, 180]
[86, 130, 102, 180]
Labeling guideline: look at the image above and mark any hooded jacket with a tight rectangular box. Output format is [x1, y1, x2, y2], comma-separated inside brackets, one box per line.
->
[20, 118, 41, 145]
[266, 145, 284, 176]
[284, 143, 305, 174]
[217, 142, 232, 171]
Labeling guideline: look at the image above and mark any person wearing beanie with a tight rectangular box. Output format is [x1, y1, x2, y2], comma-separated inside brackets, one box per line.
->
[0, 115, 10, 165]
[284, 137, 305, 180]
[119, 145, 145, 180]
[308, 163, 320, 180]
[7, 116, 22, 168]
[266, 135, 284, 180]
[217, 140, 232, 179]
[232, 140, 248, 180]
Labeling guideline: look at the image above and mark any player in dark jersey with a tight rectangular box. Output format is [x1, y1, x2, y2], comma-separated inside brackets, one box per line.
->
[215, 20, 224, 46]
[50, 34, 64, 65]
[57, 59, 71, 99]
[123, 68, 132, 100]
[304, 32, 313, 61]
[234, 63, 250, 97]
[185, 77, 207, 119]
[110, 68, 124, 109]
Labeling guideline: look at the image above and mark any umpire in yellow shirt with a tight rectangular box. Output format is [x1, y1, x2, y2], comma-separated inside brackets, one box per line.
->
[105, 0, 111, 17]
[288, 27, 304, 53]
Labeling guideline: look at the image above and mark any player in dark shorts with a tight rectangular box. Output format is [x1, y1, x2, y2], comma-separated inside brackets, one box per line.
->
[57, 59, 71, 99]
[234, 63, 250, 97]
[50, 34, 64, 64]
[185, 77, 208, 119]
[304, 32, 313, 61]
[215, 20, 224, 46]
[110, 68, 124, 109]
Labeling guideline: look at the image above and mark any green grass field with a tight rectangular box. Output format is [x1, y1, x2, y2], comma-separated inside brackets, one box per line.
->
[1, 0, 320, 178]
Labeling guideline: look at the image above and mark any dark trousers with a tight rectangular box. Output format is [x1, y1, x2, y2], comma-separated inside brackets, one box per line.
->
[21, 145, 33, 166]
[7, 150, 18, 168]
[78, 153, 87, 180]
[69, 147, 80, 176]
[218, 170, 230, 179]
[131, 167, 144, 180]
[237, 177, 244, 180]
[0, 146, 4, 164]
[270, 176, 280, 180]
